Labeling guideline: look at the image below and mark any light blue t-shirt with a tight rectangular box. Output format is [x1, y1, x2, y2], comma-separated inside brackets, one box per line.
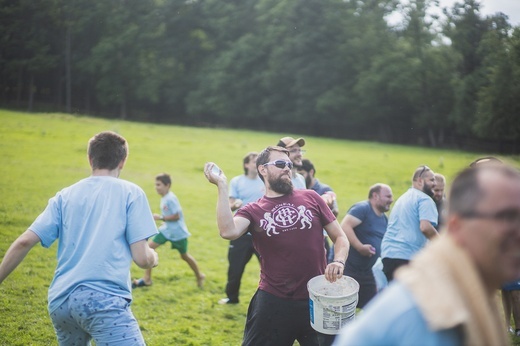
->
[381, 188, 438, 260]
[229, 174, 265, 205]
[292, 172, 306, 190]
[158, 191, 191, 241]
[29, 176, 158, 314]
[332, 282, 462, 346]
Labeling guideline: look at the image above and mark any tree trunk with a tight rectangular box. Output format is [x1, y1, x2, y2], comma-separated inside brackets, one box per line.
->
[65, 25, 72, 113]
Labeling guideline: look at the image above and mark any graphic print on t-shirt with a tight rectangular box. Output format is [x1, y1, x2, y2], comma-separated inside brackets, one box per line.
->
[259, 202, 314, 236]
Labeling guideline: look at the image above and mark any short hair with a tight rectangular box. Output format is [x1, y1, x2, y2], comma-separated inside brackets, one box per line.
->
[434, 173, 446, 185]
[299, 159, 315, 174]
[155, 173, 171, 186]
[87, 131, 128, 170]
[368, 184, 384, 199]
[243, 152, 258, 175]
[448, 165, 520, 215]
[256, 146, 290, 182]
[412, 165, 432, 181]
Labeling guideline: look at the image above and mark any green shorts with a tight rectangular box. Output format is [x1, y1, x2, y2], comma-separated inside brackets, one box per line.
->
[152, 232, 188, 254]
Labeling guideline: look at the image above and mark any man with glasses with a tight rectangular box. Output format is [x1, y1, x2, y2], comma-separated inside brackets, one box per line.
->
[277, 136, 307, 189]
[381, 165, 438, 282]
[204, 146, 349, 346]
[334, 163, 519, 346]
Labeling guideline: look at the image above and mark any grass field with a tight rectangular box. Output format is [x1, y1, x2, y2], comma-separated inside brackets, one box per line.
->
[0, 109, 518, 345]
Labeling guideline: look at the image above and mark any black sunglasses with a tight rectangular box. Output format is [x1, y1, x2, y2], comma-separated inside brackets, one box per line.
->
[263, 160, 294, 169]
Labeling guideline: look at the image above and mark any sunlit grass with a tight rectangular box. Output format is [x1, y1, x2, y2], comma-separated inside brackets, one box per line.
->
[0, 109, 518, 345]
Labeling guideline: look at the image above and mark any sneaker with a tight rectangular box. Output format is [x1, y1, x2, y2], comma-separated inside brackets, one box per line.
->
[515, 329, 520, 337]
[218, 298, 238, 305]
[509, 326, 515, 335]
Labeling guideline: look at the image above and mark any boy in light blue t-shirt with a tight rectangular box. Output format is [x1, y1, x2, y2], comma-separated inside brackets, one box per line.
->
[133, 173, 205, 288]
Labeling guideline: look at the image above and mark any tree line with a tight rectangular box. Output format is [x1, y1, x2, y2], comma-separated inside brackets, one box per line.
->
[1, 0, 519, 153]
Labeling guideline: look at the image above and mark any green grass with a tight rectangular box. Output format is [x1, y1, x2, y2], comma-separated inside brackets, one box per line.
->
[0, 109, 519, 345]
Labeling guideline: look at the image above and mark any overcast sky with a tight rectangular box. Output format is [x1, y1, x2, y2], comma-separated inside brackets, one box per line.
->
[439, 0, 520, 25]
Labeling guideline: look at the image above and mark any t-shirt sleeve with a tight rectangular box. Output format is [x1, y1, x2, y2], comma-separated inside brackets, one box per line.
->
[418, 196, 438, 227]
[347, 202, 367, 221]
[126, 188, 158, 244]
[29, 193, 61, 248]
[168, 195, 181, 215]
[310, 190, 336, 225]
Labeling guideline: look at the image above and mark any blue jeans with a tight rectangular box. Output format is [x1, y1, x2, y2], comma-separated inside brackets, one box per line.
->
[50, 286, 145, 346]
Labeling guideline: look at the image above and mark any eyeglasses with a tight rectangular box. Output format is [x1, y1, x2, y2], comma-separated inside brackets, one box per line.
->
[460, 208, 520, 224]
[289, 149, 306, 154]
[263, 160, 294, 169]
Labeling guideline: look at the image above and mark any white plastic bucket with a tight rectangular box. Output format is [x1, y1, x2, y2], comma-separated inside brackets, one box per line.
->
[307, 275, 359, 335]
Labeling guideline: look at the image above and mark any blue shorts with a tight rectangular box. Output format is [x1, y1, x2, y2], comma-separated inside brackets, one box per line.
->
[50, 286, 145, 346]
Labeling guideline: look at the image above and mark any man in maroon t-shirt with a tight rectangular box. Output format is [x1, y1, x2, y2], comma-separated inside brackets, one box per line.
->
[204, 146, 349, 346]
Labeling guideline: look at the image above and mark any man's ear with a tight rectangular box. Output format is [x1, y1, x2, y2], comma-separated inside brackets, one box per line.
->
[118, 158, 127, 170]
[258, 165, 267, 179]
[446, 214, 463, 243]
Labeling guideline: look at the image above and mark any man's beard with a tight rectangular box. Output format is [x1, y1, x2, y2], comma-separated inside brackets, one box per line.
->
[423, 185, 434, 198]
[268, 175, 293, 195]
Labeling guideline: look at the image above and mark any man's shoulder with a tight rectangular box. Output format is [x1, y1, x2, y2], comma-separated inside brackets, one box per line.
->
[312, 179, 333, 194]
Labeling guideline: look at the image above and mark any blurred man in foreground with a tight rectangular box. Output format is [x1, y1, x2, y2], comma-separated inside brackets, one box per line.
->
[334, 163, 519, 346]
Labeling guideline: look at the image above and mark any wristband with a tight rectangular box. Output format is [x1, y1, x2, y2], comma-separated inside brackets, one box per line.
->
[332, 260, 345, 266]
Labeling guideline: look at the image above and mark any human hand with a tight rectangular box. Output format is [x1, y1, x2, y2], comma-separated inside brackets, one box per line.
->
[321, 191, 336, 207]
[358, 244, 376, 257]
[204, 162, 227, 185]
[324, 261, 344, 283]
[152, 250, 159, 268]
[153, 213, 161, 220]
[232, 199, 243, 210]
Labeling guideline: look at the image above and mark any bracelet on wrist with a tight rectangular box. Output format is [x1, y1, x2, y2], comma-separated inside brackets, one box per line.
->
[332, 260, 345, 266]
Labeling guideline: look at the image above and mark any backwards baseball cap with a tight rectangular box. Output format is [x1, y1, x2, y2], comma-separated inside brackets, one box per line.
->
[277, 136, 305, 148]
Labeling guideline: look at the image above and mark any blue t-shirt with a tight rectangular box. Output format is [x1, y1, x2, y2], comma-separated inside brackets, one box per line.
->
[29, 176, 158, 313]
[229, 174, 265, 206]
[345, 200, 388, 272]
[158, 191, 191, 241]
[292, 172, 306, 190]
[381, 188, 438, 260]
[332, 282, 462, 346]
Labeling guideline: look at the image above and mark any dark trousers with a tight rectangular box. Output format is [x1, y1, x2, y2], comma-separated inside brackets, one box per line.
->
[343, 266, 377, 309]
[226, 233, 259, 303]
[382, 258, 409, 283]
[243, 290, 325, 346]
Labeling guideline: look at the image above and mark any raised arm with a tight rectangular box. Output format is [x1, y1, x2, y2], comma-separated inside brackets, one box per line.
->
[204, 162, 251, 240]
[0, 230, 41, 284]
